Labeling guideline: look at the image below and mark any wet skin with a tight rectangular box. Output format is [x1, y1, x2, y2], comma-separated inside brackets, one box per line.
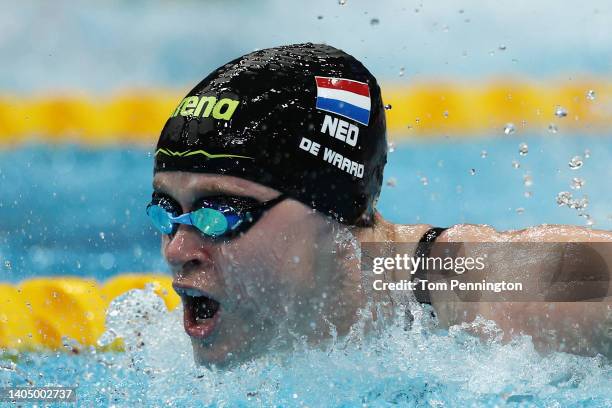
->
[153, 171, 372, 366]
[153, 172, 612, 364]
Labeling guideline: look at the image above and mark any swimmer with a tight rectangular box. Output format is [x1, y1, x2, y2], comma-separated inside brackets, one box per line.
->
[148, 43, 612, 366]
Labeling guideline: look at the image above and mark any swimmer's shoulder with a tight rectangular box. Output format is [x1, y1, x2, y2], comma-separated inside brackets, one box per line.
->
[392, 223, 433, 242]
[434, 224, 612, 243]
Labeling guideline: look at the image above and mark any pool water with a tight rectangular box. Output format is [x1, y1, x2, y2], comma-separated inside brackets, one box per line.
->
[1, 137, 611, 406]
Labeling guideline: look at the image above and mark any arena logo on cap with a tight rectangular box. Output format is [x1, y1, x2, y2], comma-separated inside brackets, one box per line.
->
[314, 76, 371, 126]
[171, 95, 240, 121]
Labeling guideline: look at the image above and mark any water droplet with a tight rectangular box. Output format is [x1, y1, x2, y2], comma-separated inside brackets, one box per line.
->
[523, 174, 533, 187]
[556, 191, 573, 206]
[386, 178, 397, 187]
[317, 15, 323, 20]
[398, 67, 405, 77]
[584, 149, 591, 159]
[338, 0, 346, 5]
[518, 142, 528, 156]
[516, 207, 525, 215]
[99, 253, 115, 270]
[524, 191, 532, 198]
[554, 106, 568, 118]
[586, 90, 596, 100]
[570, 196, 589, 210]
[99, 232, 105, 240]
[443, 110, 449, 118]
[387, 141, 395, 153]
[469, 168, 476, 175]
[570, 177, 585, 190]
[498, 45, 507, 51]
[370, 18, 380, 25]
[3, 260, 11, 270]
[503, 123, 515, 135]
[511, 160, 520, 169]
[568, 156, 583, 170]
[548, 123, 558, 134]
[420, 176, 429, 186]
[384, 104, 392, 110]
[480, 150, 488, 158]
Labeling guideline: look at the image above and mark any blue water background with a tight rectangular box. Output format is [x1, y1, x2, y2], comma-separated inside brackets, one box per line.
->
[1, 135, 610, 283]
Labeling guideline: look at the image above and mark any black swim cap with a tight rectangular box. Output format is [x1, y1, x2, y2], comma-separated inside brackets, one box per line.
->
[154, 43, 387, 225]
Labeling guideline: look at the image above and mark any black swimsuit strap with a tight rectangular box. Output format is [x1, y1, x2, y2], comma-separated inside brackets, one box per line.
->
[412, 227, 447, 304]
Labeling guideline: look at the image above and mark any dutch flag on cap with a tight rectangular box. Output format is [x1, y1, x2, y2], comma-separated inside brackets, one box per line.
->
[315, 76, 371, 126]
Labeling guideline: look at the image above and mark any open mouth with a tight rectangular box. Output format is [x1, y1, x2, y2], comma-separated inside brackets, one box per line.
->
[173, 285, 221, 339]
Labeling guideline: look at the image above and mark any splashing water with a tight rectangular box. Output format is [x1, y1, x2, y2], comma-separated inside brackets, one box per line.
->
[579, 213, 595, 226]
[503, 123, 515, 135]
[2, 288, 610, 406]
[586, 90, 596, 101]
[518, 142, 528, 156]
[569, 156, 583, 170]
[570, 177, 585, 190]
[554, 106, 568, 118]
[556, 191, 573, 206]
[569, 196, 589, 210]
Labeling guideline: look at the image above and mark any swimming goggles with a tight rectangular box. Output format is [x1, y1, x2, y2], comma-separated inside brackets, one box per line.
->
[146, 193, 286, 239]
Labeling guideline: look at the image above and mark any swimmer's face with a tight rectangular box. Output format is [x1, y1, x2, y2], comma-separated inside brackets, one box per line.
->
[152, 172, 360, 366]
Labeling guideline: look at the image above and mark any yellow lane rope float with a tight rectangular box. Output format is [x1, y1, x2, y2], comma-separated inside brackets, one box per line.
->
[0, 274, 179, 352]
[0, 80, 609, 145]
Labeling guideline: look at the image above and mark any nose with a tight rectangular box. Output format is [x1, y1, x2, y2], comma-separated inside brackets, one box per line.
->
[164, 224, 214, 276]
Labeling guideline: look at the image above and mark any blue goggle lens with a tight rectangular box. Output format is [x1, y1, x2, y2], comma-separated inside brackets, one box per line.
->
[147, 205, 175, 234]
[146, 205, 232, 237]
[191, 208, 230, 237]
[146, 194, 285, 239]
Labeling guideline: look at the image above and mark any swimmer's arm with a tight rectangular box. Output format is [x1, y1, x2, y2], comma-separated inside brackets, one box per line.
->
[431, 224, 612, 358]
